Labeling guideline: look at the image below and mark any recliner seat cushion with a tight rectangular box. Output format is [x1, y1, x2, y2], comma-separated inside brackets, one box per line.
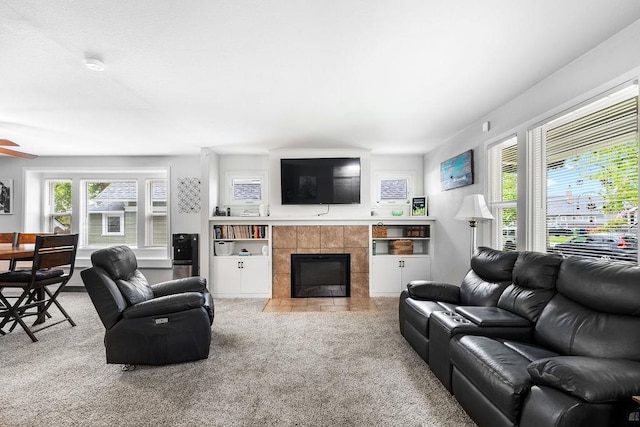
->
[534, 293, 640, 360]
[450, 335, 557, 424]
[114, 270, 154, 305]
[90, 245, 153, 305]
[459, 270, 511, 306]
[459, 247, 519, 306]
[497, 251, 563, 322]
[471, 247, 520, 282]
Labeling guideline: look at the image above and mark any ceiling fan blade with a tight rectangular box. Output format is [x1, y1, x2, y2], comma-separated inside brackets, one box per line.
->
[0, 146, 38, 159]
[0, 139, 19, 146]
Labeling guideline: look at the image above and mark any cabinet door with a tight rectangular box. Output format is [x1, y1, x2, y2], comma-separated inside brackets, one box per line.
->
[400, 257, 432, 290]
[371, 256, 402, 293]
[239, 257, 270, 294]
[212, 257, 242, 294]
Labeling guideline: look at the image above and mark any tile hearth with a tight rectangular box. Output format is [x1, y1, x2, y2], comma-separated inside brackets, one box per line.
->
[272, 225, 370, 298]
[262, 297, 379, 312]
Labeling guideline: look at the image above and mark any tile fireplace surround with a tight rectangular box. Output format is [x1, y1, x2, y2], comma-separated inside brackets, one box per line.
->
[272, 225, 369, 298]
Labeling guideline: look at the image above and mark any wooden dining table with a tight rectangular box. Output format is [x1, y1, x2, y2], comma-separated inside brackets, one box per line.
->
[0, 244, 35, 261]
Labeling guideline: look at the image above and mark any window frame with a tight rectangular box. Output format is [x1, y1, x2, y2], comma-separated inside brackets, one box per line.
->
[101, 212, 125, 236]
[526, 84, 639, 260]
[24, 167, 170, 267]
[487, 136, 518, 251]
[374, 172, 415, 205]
[224, 171, 267, 207]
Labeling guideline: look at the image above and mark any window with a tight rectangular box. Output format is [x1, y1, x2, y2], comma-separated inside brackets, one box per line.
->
[375, 172, 414, 204]
[224, 172, 267, 207]
[102, 213, 124, 236]
[529, 85, 638, 262]
[26, 168, 169, 263]
[232, 178, 262, 202]
[45, 180, 72, 234]
[147, 179, 168, 247]
[488, 136, 518, 251]
[84, 180, 137, 246]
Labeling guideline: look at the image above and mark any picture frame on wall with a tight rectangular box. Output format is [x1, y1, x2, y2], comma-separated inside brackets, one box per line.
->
[440, 149, 473, 191]
[411, 196, 427, 216]
[0, 178, 13, 214]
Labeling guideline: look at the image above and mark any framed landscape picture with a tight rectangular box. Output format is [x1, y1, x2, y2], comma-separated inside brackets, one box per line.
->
[0, 178, 13, 214]
[440, 150, 473, 191]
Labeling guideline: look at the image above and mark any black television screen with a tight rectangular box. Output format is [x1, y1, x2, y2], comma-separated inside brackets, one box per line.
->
[280, 157, 361, 205]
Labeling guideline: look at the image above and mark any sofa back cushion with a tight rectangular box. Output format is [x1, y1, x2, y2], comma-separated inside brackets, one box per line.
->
[91, 245, 153, 305]
[460, 247, 519, 306]
[497, 251, 563, 322]
[534, 257, 640, 360]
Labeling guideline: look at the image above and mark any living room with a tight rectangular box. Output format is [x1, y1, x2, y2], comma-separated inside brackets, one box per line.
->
[2, 2, 640, 426]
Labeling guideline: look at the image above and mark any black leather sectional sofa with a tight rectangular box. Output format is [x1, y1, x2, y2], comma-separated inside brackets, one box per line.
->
[399, 246, 640, 427]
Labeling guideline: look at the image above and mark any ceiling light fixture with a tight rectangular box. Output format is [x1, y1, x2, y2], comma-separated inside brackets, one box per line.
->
[84, 58, 105, 72]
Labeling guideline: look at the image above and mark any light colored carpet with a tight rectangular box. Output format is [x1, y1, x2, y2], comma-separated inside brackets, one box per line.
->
[0, 294, 475, 427]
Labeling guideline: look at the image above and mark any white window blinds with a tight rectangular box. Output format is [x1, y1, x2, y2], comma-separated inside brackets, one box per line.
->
[530, 85, 639, 261]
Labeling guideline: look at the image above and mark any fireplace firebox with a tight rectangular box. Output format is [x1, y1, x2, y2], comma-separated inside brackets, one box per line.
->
[291, 254, 350, 298]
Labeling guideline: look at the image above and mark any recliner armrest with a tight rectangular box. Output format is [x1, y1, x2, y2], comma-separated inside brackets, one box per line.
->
[407, 281, 460, 303]
[528, 356, 640, 403]
[151, 276, 207, 297]
[455, 306, 532, 327]
[123, 292, 206, 319]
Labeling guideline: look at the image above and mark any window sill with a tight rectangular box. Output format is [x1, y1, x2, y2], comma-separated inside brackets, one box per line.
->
[75, 257, 172, 269]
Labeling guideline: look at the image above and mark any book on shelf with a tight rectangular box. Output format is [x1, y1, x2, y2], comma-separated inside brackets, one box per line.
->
[213, 225, 267, 240]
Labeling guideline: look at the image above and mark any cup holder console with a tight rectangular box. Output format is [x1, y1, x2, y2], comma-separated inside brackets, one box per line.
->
[439, 310, 471, 324]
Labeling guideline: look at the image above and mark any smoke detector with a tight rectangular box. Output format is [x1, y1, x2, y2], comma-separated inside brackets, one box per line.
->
[84, 58, 105, 71]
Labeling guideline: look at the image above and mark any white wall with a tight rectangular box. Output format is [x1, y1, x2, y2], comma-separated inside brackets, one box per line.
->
[210, 150, 424, 219]
[425, 20, 640, 285]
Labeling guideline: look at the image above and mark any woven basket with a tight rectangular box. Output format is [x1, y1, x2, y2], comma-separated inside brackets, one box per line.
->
[372, 225, 388, 238]
[389, 240, 413, 255]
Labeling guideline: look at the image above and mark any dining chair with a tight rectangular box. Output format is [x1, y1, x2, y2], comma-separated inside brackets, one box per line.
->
[0, 234, 79, 342]
[0, 232, 17, 272]
[0, 232, 17, 245]
[11, 232, 55, 270]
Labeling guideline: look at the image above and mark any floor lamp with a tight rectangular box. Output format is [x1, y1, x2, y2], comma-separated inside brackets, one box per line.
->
[454, 194, 495, 259]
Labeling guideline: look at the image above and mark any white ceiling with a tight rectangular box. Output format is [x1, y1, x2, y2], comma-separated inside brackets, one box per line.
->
[1, 1, 640, 157]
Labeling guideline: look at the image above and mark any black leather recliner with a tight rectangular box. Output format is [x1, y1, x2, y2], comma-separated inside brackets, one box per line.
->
[399, 246, 519, 363]
[81, 245, 214, 366]
[449, 257, 640, 427]
[428, 250, 563, 391]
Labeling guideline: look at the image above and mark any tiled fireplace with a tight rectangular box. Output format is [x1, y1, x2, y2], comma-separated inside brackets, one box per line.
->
[272, 225, 369, 298]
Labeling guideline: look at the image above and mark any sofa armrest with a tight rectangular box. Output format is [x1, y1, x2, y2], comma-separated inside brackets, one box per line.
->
[406, 281, 460, 303]
[455, 306, 532, 327]
[151, 276, 207, 297]
[123, 292, 206, 319]
[528, 356, 640, 403]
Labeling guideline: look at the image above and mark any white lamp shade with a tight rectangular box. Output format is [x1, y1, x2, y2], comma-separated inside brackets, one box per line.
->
[455, 194, 495, 221]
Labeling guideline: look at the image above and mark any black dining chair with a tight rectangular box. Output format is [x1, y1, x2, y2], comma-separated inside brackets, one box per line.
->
[0, 234, 79, 342]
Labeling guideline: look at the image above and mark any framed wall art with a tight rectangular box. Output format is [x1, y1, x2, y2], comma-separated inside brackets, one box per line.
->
[440, 150, 473, 191]
[0, 178, 13, 214]
[411, 196, 427, 216]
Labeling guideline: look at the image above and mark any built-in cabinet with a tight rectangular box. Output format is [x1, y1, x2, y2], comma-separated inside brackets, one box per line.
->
[369, 223, 433, 296]
[209, 218, 434, 298]
[210, 222, 271, 297]
[212, 256, 270, 297]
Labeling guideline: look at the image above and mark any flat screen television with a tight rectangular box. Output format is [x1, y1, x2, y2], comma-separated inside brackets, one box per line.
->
[280, 157, 361, 205]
